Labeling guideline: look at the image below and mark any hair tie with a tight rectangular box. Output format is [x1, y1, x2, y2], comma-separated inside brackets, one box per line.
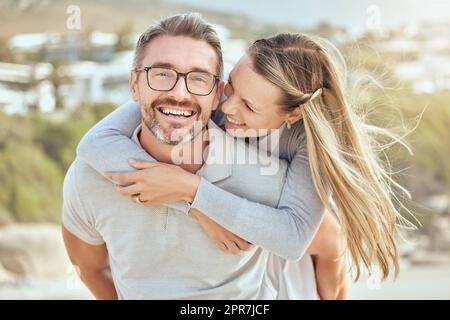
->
[296, 87, 324, 107]
[310, 87, 323, 101]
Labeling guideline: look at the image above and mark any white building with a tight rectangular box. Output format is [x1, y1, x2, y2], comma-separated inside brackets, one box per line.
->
[394, 54, 450, 93]
[1, 26, 248, 113]
[59, 51, 134, 109]
[8, 31, 118, 62]
[0, 62, 54, 114]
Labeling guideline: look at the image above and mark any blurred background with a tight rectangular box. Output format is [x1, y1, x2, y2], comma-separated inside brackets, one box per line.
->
[0, 0, 449, 300]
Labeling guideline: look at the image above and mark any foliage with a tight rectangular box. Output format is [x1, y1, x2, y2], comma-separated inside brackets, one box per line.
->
[0, 101, 116, 223]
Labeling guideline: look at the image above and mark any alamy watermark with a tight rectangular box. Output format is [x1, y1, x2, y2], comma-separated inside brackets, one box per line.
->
[167, 121, 282, 176]
[66, 5, 81, 30]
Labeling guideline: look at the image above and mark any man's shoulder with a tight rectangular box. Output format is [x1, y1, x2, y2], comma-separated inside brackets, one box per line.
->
[63, 158, 107, 201]
[62, 158, 106, 245]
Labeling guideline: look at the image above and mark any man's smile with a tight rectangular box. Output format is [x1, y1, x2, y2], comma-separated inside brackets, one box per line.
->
[157, 106, 197, 119]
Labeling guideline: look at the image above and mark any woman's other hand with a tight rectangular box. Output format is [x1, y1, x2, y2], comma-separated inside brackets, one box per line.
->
[190, 209, 254, 254]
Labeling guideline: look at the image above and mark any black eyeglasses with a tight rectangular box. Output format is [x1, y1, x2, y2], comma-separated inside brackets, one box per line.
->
[134, 66, 220, 96]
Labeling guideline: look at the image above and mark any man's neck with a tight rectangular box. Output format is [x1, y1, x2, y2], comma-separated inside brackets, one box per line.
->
[138, 122, 207, 174]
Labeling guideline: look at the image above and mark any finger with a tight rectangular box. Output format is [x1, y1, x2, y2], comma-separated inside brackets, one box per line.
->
[233, 237, 254, 251]
[131, 195, 153, 206]
[130, 194, 142, 203]
[226, 240, 241, 255]
[140, 199, 153, 206]
[132, 191, 157, 206]
[114, 183, 142, 196]
[106, 171, 140, 185]
[129, 159, 158, 170]
[217, 242, 228, 252]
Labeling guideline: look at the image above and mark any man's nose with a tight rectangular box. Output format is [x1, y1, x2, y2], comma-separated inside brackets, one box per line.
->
[168, 76, 191, 101]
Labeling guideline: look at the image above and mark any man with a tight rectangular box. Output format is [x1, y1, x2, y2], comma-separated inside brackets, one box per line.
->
[62, 13, 287, 299]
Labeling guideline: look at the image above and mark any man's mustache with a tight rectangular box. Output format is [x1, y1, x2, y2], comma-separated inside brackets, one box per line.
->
[151, 98, 201, 113]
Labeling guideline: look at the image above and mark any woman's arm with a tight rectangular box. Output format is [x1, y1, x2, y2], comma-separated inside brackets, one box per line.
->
[77, 100, 151, 173]
[77, 101, 325, 260]
[190, 147, 325, 260]
[77, 100, 191, 213]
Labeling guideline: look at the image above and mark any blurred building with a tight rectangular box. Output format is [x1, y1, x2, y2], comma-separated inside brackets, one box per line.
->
[8, 31, 118, 63]
[394, 54, 450, 93]
[59, 51, 134, 109]
[0, 62, 54, 114]
[1, 24, 248, 114]
[374, 22, 450, 93]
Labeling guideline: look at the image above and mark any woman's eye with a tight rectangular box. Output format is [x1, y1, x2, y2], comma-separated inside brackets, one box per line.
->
[245, 103, 254, 112]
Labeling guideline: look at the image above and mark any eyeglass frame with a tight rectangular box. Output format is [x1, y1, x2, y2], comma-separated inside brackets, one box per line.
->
[134, 66, 221, 96]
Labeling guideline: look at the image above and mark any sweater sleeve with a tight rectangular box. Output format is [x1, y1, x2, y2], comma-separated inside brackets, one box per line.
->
[190, 143, 325, 261]
[77, 101, 324, 259]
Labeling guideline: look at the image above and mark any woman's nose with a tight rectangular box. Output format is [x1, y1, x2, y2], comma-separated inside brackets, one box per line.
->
[224, 83, 233, 98]
[221, 98, 238, 115]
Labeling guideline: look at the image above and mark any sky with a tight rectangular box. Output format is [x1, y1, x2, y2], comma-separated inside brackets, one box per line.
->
[167, 0, 450, 33]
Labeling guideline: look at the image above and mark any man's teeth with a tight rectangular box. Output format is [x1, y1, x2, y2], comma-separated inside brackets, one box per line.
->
[160, 108, 193, 117]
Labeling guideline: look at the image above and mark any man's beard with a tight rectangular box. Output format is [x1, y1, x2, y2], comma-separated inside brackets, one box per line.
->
[141, 97, 207, 145]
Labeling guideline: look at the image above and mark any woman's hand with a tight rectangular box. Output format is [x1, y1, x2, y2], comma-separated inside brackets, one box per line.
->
[105, 159, 201, 205]
[190, 209, 254, 254]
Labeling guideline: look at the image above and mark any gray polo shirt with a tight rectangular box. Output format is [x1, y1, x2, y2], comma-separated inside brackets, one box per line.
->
[63, 120, 287, 299]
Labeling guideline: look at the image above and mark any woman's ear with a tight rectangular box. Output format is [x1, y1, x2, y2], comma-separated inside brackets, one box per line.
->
[285, 106, 303, 125]
[212, 80, 225, 111]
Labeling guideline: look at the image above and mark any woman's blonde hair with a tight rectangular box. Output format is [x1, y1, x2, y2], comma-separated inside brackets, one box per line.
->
[248, 33, 414, 280]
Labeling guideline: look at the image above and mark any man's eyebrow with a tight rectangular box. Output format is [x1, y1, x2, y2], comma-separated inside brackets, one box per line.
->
[150, 62, 174, 69]
[149, 62, 214, 74]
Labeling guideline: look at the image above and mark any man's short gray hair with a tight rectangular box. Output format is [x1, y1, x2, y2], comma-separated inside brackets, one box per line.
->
[132, 13, 223, 78]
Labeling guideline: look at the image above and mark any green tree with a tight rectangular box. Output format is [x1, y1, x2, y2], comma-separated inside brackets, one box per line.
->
[47, 59, 72, 110]
[0, 140, 63, 223]
[0, 101, 116, 224]
[0, 37, 14, 63]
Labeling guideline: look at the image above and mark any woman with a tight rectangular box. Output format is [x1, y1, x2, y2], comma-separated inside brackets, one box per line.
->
[77, 33, 409, 299]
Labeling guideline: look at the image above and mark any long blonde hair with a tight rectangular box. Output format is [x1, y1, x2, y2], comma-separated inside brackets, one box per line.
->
[249, 33, 414, 280]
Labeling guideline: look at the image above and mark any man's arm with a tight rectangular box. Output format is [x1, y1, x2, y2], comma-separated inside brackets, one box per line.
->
[62, 225, 118, 300]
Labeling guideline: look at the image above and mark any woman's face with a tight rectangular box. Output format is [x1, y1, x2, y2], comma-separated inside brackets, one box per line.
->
[221, 55, 290, 137]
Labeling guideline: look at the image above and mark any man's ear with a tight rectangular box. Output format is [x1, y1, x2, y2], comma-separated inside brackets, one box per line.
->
[212, 80, 225, 111]
[130, 70, 139, 101]
[285, 106, 303, 125]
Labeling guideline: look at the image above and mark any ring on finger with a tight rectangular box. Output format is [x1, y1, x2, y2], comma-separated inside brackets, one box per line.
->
[135, 194, 143, 204]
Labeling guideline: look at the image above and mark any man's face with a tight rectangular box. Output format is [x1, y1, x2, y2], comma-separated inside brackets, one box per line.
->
[130, 35, 223, 145]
